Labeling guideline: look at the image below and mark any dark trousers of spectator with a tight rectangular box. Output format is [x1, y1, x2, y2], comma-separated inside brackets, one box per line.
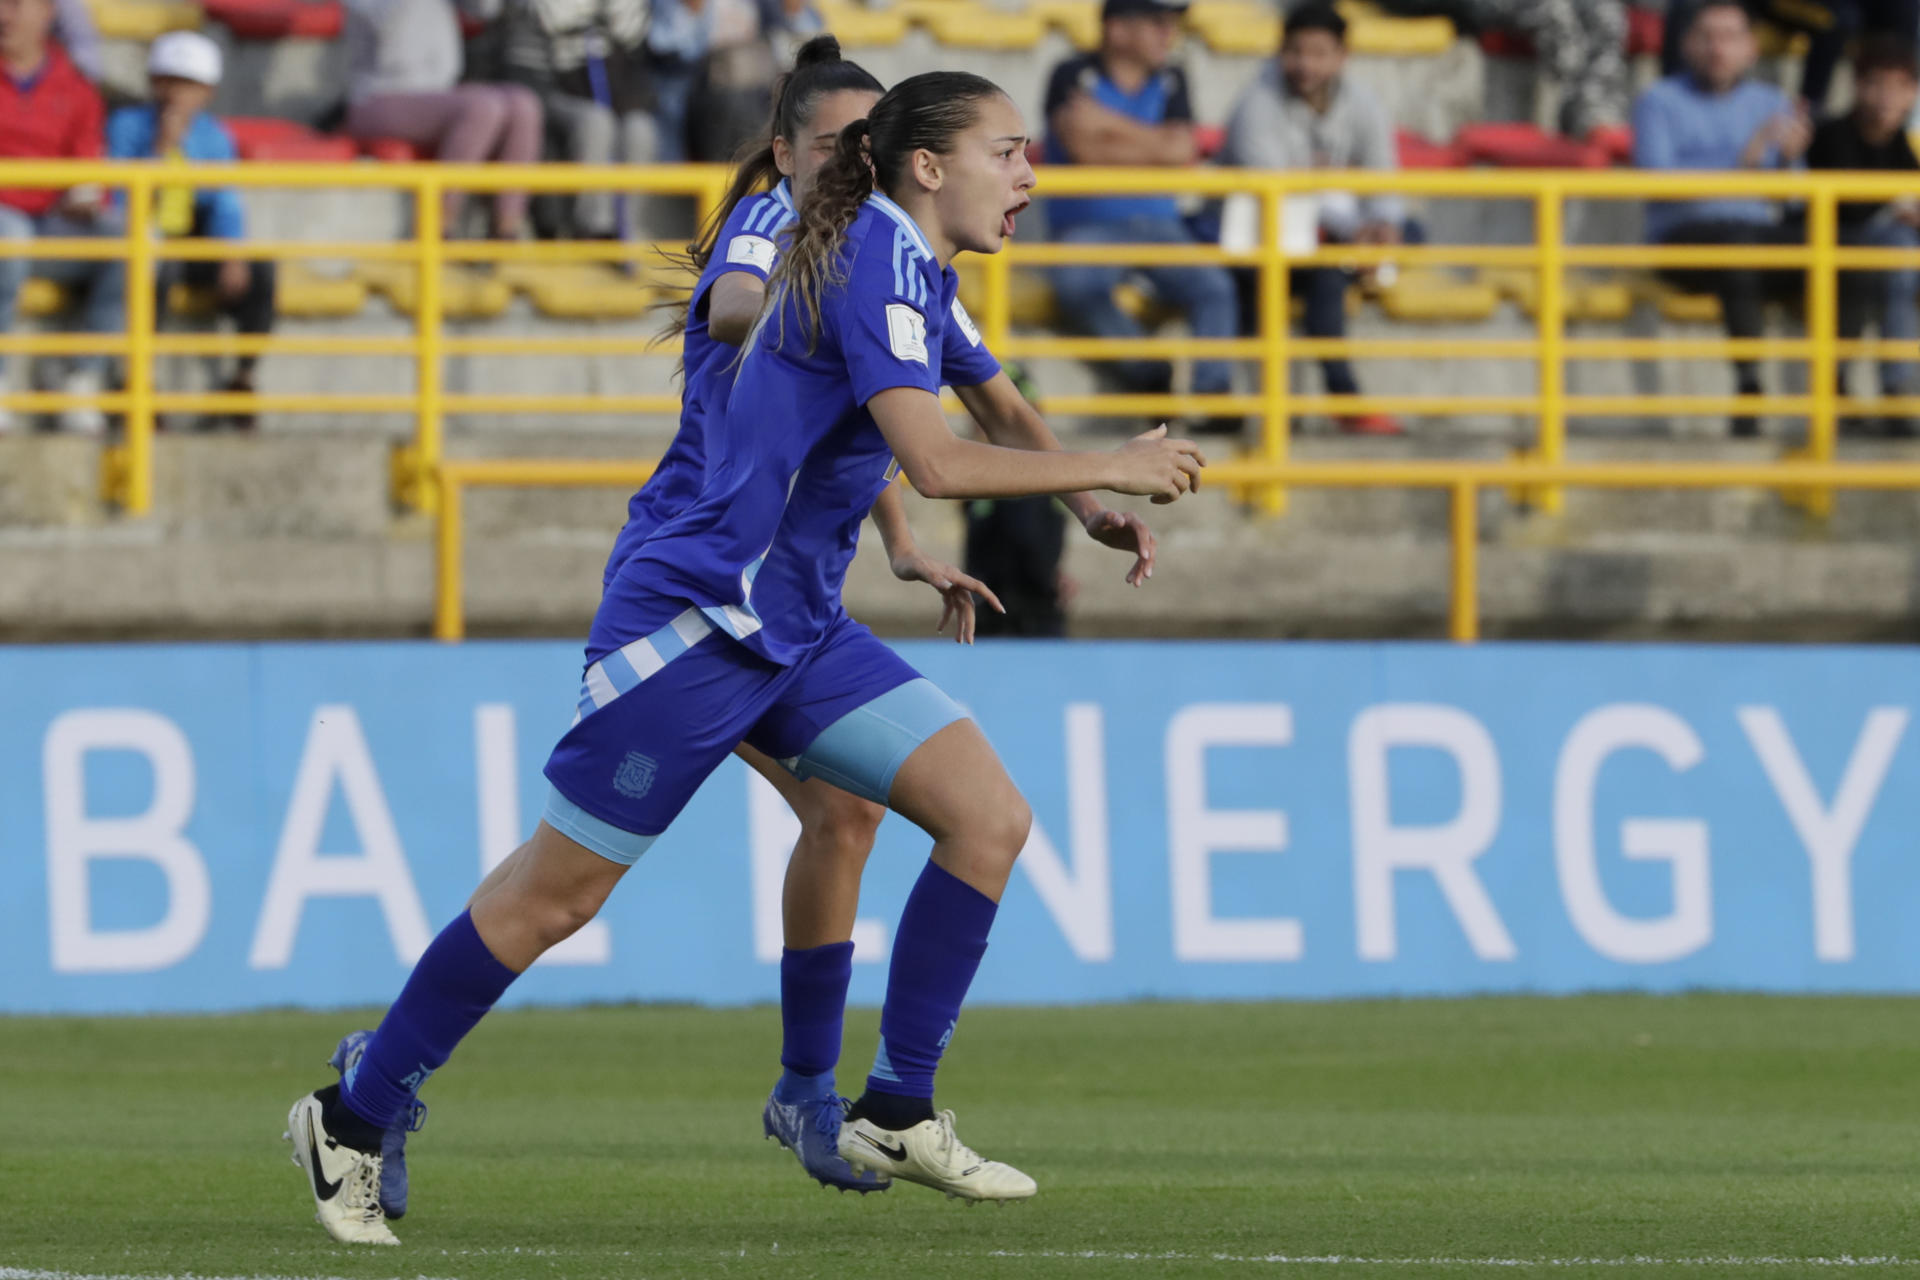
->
[1658, 219, 1803, 405]
[1232, 222, 1426, 396]
[1836, 218, 1919, 404]
[964, 496, 1067, 638]
[156, 259, 276, 381]
[1050, 215, 1239, 396]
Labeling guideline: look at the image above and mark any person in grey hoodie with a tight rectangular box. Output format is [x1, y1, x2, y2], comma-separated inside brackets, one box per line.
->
[342, 0, 542, 237]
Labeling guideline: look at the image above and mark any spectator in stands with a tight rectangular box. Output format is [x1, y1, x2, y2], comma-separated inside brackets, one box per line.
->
[51, 0, 99, 81]
[647, 0, 820, 163]
[963, 368, 1073, 637]
[0, 0, 125, 434]
[1043, 0, 1239, 433]
[107, 32, 274, 430]
[467, 0, 654, 239]
[1221, 2, 1414, 434]
[342, 0, 542, 238]
[1634, 0, 1809, 436]
[1663, 1, 1920, 112]
[1807, 34, 1920, 435]
[1377, 0, 1630, 143]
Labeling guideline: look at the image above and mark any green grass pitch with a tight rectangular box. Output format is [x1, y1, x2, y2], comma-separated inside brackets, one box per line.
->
[2, 996, 1917, 1279]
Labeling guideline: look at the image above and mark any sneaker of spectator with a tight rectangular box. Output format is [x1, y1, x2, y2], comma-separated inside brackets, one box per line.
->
[1221, 2, 1426, 436]
[1634, 0, 1811, 437]
[342, 0, 542, 239]
[0, 0, 125, 434]
[1041, 0, 1240, 434]
[1807, 34, 1920, 438]
[106, 31, 277, 431]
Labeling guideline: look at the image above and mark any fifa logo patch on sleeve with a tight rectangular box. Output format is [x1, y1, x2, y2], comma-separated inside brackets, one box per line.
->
[886, 303, 929, 365]
[950, 298, 982, 347]
[725, 234, 777, 272]
[613, 751, 659, 799]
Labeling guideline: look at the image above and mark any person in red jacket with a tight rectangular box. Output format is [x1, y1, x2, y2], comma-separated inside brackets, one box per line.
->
[0, 0, 125, 434]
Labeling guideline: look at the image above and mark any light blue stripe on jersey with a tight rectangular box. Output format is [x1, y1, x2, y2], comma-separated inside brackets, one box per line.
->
[871, 191, 934, 260]
[577, 606, 713, 717]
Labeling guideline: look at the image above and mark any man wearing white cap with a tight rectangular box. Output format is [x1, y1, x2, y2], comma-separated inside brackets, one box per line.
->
[107, 30, 276, 428]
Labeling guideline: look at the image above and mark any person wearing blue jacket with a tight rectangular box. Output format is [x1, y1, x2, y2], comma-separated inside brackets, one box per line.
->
[108, 31, 275, 428]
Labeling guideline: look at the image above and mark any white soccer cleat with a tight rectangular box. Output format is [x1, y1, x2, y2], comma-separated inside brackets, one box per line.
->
[838, 1109, 1037, 1203]
[285, 1092, 399, 1245]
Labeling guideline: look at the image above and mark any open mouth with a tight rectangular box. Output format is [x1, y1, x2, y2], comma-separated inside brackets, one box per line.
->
[1002, 198, 1030, 239]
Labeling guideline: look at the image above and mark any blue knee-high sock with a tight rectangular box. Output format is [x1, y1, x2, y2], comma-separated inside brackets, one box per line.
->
[867, 862, 997, 1100]
[776, 941, 854, 1101]
[340, 910, 518, 1128]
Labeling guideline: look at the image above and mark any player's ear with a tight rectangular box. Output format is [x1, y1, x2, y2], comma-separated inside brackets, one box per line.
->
[772, 135, 796, 177]
[911, 147, 944, 193]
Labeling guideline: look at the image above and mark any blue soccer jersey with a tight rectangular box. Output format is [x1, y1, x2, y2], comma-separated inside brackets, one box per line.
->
[601, 182, 794, 581]
[607, 193, 1000, 666]
[601, 181, 997, 585]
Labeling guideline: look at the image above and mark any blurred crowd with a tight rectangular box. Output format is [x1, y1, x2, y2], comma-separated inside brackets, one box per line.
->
[2, 0, 1919, 441]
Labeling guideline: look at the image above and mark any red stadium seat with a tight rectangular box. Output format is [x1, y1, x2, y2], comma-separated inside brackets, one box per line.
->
[223, 117, 358, 161]
[1455, 122, 1611, 169]
[1396, 128, 1462, 168]
[202, 0, 341, 39]
[361, 138, 428, 162]
[1477, 27, 1531, 58]
[1627, 7, 1663, 57]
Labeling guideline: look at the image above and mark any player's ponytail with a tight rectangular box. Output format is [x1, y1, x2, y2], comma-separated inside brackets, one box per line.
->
[658, 36, 884, 352]
[767, 70, 1005, 352]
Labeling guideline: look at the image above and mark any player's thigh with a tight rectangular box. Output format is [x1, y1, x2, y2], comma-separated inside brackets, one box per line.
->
[886, 717, 1031, 853]
[546, 606, 787, 868]
[734, 742, 886, 848]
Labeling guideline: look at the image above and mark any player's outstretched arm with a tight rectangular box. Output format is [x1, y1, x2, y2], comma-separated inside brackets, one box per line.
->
[953, 373, 1158, 587]
[870, 386, 1204, 504]
[867, 482, 1005, 643]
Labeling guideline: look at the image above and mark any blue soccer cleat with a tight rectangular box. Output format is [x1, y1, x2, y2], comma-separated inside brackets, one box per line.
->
[762, 1087, 890, 1193]
[328, 1030, 428, 1220]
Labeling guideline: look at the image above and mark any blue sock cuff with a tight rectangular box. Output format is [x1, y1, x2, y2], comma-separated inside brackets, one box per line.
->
[922, 864, 996, 939]
[779, 941, 856, 1079]
[775, 1068, 838, 1103]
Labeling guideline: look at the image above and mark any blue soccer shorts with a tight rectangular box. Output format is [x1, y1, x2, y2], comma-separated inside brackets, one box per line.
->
[542, 595, 967, 866]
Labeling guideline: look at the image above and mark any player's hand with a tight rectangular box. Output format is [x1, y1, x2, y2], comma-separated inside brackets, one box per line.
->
[1111, 425, 1205, 504]
[890, 552, 1004, 644]
[1081, 507, 1157, 586]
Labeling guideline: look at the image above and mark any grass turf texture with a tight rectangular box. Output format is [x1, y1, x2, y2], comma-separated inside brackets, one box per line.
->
[1, 997, 1917, 1279]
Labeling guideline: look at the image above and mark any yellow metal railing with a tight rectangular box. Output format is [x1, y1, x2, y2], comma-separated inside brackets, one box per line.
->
[8, 161, 1920, 640]
[433, 457, 1920, 643]
[7, 162, 1920, 520]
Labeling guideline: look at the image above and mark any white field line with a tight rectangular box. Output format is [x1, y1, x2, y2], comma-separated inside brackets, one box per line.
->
[983, 1253, 1920, 1269]
[0, 1271, 460, 1280]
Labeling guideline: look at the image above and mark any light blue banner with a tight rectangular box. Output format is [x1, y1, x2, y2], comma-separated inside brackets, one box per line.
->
[2, 639, 1917, 1013]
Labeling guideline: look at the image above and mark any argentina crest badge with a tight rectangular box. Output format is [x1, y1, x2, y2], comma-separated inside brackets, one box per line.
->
[613, 751, 659, 800]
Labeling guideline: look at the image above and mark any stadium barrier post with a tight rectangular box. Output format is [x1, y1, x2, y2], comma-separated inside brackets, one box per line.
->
[1449, 478, 1479, 642]
[981, 246, 1012, 355]
[1256, 176, 1290, 516]
[1515, 181, 1565, 515]
[393, 171, 444, 513]
[108, 171, 158, 515]
[1799, 184, 1841, 519]
[434, 464, 464, 641]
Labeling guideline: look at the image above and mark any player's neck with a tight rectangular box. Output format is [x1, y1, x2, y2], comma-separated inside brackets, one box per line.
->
[888, 189, 954, 269]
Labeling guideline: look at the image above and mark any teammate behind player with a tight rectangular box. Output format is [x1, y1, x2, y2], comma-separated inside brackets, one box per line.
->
[286, 69, 1201, 1245]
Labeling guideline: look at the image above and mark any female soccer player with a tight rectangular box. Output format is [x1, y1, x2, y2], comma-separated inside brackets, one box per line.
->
[323, 39, 1162, 1217]
[287, 69, 1203, 1244]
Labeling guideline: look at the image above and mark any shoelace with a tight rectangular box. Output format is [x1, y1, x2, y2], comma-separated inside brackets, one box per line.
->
[932, 1109, 984, 1171]
[343, 1152, 385, 1225]
[811, 1096, 852, 1140]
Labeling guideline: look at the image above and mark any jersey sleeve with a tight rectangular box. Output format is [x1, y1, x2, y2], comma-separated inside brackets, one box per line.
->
[940, 296, 1000, 388]
[834, 227, 944, 406]
[692, 191, 786, 320]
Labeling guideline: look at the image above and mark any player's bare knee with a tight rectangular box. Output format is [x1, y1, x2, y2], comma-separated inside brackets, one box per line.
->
[807, 791, 884, 863]
[983, 793, 1032, 863]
